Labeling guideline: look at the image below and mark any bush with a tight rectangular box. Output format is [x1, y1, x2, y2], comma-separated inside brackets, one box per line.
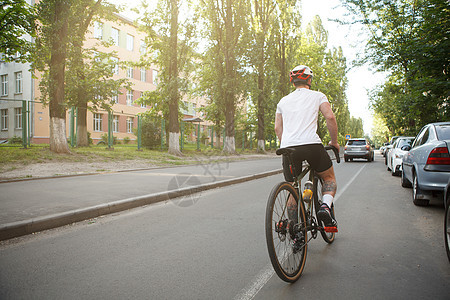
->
[123, 136, 130, 144]
[8, 135, 22, 144]
[87, 131, 93, 145]
[101, 133, 117, 145]
[141, 117, 161, 149]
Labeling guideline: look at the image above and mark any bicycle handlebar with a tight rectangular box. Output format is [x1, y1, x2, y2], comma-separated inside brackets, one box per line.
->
[324, 145, 341, 164]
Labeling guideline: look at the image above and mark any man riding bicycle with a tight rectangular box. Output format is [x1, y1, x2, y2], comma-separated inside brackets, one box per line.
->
[274, 65, 339, 228]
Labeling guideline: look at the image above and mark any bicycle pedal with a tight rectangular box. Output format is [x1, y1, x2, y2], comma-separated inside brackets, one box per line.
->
[324, 226, 338, 233]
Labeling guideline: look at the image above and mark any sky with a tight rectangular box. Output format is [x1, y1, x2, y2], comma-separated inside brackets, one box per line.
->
[108, 0, 384, 136]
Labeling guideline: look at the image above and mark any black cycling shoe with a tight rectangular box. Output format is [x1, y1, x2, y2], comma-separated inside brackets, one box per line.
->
[317, 203, 337, 229]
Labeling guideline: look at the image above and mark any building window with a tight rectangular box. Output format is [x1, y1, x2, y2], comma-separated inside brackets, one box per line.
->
[126, 34, 134, 51]
[140, 40, 146, 55]
[94, 21, 103, 39]
[126, 90, 133, 106]
[1, 74, 8, 96]
[111, 27, 119, 46]
[140, 92, 146, 108]
[14, 108, 22, 129]
[113, 116, 119, 133]
[112, 57, 119, 75]
[111, 91, 118, 104]
[127, 66, 133, 78]
[152, 69, 158, 86]
[15, 72, 22, 94]
[140, 68, 146, 82]
[127, 117, 134, 133]
[94, 113, 102, 131]
[1, 109, 8, 130]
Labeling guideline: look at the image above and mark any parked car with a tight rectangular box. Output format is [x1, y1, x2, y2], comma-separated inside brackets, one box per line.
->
[387, 137, 415, 176]
[344, 138, 374, 162]
[444, 180, 450, 262]
[384, 136, 401, 165]
[380, 143, 389, 156]
[402, 122, 450, 206]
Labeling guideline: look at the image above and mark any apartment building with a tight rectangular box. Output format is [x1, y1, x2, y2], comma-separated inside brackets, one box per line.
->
[2, 10, 211, 145]
[0, 0, 34, 143]
[32, 13, 159, 144]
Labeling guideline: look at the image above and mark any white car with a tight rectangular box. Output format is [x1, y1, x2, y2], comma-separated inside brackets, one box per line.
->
[387, 137, 415, 176]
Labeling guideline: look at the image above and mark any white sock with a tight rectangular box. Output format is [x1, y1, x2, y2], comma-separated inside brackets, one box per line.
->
[322, 194, 334, 208]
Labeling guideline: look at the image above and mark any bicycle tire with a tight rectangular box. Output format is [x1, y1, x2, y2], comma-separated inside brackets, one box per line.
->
[313, 175, 336, 244]
[265, 182, 307, 283]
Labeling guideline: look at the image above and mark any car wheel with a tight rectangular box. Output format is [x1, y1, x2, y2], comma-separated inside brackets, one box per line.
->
[384, 154, 388, 165]
[413, 172, 429, 206]
[401, 165, 412, 188]
[344, 156, 349, 162]
[391, 160, 398, 176]
[445, 190, 450, 262]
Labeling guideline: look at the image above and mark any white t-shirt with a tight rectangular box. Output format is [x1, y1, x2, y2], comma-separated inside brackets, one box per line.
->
[276, 88, 329, 148]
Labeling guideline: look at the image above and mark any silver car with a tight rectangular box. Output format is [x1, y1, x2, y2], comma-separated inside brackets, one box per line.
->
[344, 138, 374, 162]
[402, 122, 450, 206]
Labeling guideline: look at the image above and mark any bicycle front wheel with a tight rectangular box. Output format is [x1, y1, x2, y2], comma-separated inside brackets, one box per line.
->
[265, 182, 307, 283]
[314, 176, 336, 244]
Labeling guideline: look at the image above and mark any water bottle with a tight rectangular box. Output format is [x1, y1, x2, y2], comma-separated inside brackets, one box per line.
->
[302, 181, 313, 203]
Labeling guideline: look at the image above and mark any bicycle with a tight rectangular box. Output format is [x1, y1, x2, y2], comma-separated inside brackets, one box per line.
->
[265, 145, 340, 282]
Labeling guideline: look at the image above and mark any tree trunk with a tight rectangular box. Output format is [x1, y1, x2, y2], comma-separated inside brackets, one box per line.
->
[167, 0, 181, 156]
[223, 103, 236, 154]
[76, 104, 89, 146]
[48, 0, 70, 154]
[257, 62, 265, 152]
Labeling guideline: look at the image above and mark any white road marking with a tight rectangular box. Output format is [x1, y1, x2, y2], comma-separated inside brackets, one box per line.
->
[234, 163, 366, 300]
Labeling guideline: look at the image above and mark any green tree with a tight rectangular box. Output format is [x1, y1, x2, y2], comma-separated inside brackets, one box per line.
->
[0, 0, 36, 62]
[34, 0, 72, 153]
[199, 0, 249, 154]
[65, 0, 129, 147]
[248, 0, 277, 152]
[137, 0, 197, 156]
[340, 0, 450, 134]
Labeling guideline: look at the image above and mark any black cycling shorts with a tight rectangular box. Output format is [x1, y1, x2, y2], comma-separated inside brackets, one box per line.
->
[282, 144, 333, 182]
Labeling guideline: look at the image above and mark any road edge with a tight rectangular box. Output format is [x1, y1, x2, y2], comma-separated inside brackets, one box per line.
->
[0, 169, 282, 241]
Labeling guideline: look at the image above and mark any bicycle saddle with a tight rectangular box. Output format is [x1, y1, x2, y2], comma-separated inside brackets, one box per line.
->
[276, 148, 296, 156]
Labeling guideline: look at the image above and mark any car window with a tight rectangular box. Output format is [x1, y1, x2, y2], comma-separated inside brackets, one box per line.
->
[347, 140, 366, 146]
[436, 125, 450, 140]
[414, 127, 430, 147]
[397, 138, 413, 148]
[412, 127, 426, 148]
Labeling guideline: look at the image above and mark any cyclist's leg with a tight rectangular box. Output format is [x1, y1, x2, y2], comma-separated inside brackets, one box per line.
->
[282, 154, 299, 223]
[317, 166, 337, 207]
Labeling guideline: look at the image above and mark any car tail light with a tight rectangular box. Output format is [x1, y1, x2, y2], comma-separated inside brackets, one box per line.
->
[365, 145, 370, 150]
[426, 147, 450, 165]
[344, 146, 347, 150]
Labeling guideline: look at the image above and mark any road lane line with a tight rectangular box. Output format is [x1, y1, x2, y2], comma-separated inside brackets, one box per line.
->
[233, 263, 275, 300]
[334, 164, 367, 203]
[234, 163, 366, 299]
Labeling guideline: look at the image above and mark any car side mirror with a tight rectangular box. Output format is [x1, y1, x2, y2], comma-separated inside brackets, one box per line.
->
[401, 145, 411, 151]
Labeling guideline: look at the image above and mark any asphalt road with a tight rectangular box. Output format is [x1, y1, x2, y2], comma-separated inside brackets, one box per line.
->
[0, 154, 449, 299]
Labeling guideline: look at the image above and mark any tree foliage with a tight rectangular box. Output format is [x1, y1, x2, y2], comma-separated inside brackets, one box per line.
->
[341, 0, 450, 135]
[136, 0, 197, 155]
[0, 0, 36, 62]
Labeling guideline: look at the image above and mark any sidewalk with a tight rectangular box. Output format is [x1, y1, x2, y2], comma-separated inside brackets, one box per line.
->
[0, 157, 282, 241]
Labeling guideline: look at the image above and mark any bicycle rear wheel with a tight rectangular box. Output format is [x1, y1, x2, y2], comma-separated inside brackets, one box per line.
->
[265, 182, 307, 283]
[313, 176, 336, 244]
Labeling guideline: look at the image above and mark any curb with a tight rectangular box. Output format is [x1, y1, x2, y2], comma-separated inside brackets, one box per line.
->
[0, 169, 282, 241]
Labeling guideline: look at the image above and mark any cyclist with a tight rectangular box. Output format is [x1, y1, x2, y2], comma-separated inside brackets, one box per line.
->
[274, 65, 339, 229]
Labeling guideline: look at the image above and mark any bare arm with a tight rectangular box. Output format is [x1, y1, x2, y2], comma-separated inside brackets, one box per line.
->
[274, 113, 283, 143]
[319, 102, 339, 151]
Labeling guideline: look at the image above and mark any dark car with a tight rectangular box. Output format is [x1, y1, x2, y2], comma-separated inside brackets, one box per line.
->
[444, 180, 450, 262]
[344, 138, 374, 162]
[402, 122, 450, 206]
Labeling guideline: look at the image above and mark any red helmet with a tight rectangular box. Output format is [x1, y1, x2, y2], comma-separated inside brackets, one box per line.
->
[289, 65, 313, 86]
